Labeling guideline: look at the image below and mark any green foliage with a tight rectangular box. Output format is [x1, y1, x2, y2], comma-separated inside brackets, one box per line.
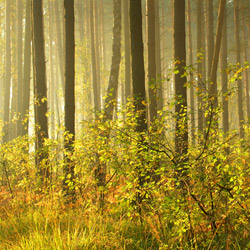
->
[1, 75, 250, 249]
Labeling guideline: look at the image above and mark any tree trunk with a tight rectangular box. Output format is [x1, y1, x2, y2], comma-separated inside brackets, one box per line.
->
[197, 0, 203, 137]
[17, 0, 23, 136]
[147, 0, 157, 123]
[48, 0, 55, 139]
[130, 0, 147, 133]
[209, 0, 226, 125]
[21, 0, 31, 136]
[54, 0, 65, 96]
[104, 0, 122, 121]
[206, 0, 214, 79]
[94, 0, 101, 108]
[187, 0, 195, 144]
[3, 0, 11, 143]
[90, 0, 101, 113]
[32, 0, 49, 179]
[123, 0, 131, 102]
[174, 0, 188, 160]
[220, 3, 229, 133]
[64, 0, 76, 200]
[234, 0, 244, 138]
[242, 9, 250, 119]
[155, 0, 163, 112]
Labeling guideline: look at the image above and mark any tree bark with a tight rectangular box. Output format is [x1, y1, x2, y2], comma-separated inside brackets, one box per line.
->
[187, 0, 195, 144]
[17, 0, 23, 136]
[220, 3, 229, 133]
[90, 0, 101, 113]
[104, 0, 122, 121]
[197, 0, 203, 136]
[64, 0, 76, 200]
[123, 0, 131, 102]
[3, 0, 11, 143]
[209, 0, 226, 126]
[147, 0, 157, 123]
[21, 0, 31, 136]
[234, 0, 244, 137]
[174, 0, 188, 159]
[32, 0, 49, 178]
[130, 0, 147, 133]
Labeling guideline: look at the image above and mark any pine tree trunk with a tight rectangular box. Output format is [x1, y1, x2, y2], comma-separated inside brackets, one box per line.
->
[21, 0, 31, 136]
[187, 0, 195, 144]
[64, 0, 76, 200]
[147, 0, 157, 123]
[197, 0, 203, 137]
[130, 0, 147, 133]
[221, 4, 229, 133]
[17, 0, 23, 136]
[3, 0, 11, 143]
[54, 0, 65, 96]
[32, 0, 49, 179]
[209, 0, 226, 124]
[123, 0, 131, 102]
[90, 0, 101, 113]
[174, 0, 188, 160]
[234, 0, 244, 137]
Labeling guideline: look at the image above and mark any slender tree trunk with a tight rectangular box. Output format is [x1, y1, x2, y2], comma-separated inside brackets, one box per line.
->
[94, 0, 101, 107]
[197, 0, 203, 136]
[221, 4, 229, 133]
[100, 0, 106, 70]
[54, 0, 65, 96]
[3, 0, 11, 143]
[21, 0, 31, 136]
[207, 0, 214, 79]
[187, 0, 195, 144]
[209, 0, 226, 122]
[101, 0, 122, 205]
[130, 0, 147, 133]
[242, 9, 250, 119]
[155, 0, 163, 113]
[48, 0, 55, 139]
[32, 0, 49, 179]
[104, 0, 122, 120]
[234, 0, 244, 137]
[17, 0, 23, 136]
[123, 0, 131, 102]
[90, 0, 101, 113]
[147, 0, 157, 123]
[64, 0, 76, 200]
[174, 0, 188, 160]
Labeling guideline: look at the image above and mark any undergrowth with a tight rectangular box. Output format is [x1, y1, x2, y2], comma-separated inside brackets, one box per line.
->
[1, 101, 250, 249]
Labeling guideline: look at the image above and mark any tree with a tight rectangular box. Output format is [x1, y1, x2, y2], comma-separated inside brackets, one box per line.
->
[3, 0, 11, 143]
[187, 0, 195, 144]
[147, 0, 157, 123]
[17, 0, 23, 135]
[32, 0, 49, 179]
[64, 0, 76, 199]
[90, 0, 101, 113]
[221, 3, 229, 133]
[173, 0, 188, 162]
[123, 0, 131, 102]
[207, 0, 214, 79]
[54, 0, 64, 96]
[197, 0, 203, 136]
[208, 0, 226, 123]
[130, 0, 147, 133]
[234, 0, 244, 138]
[21, 0, 31, 136]
[104, 0, 122, 120]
